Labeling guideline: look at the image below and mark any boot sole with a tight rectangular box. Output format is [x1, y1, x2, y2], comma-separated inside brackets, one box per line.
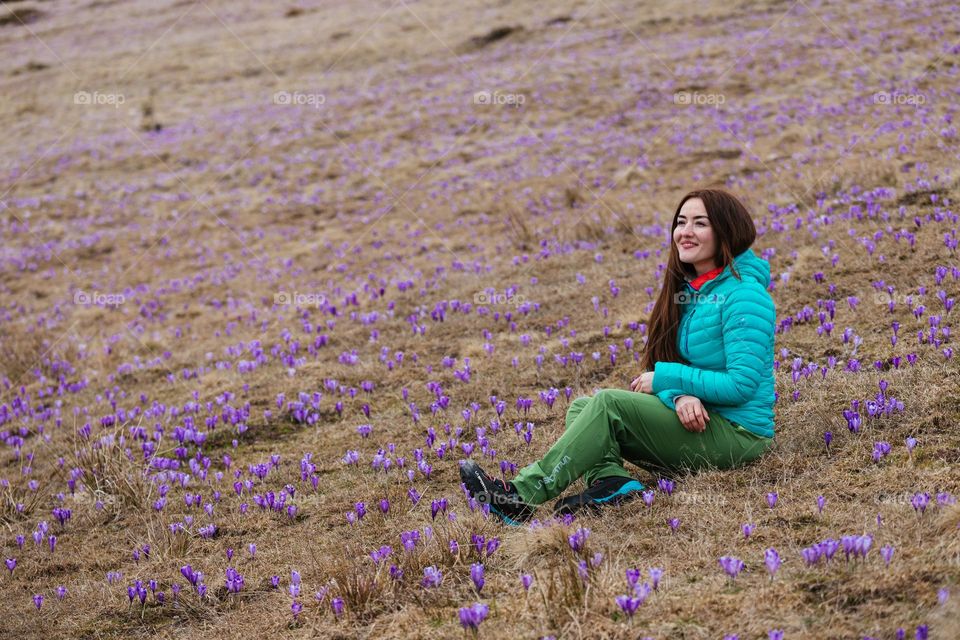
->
[552, 480, 646, 516]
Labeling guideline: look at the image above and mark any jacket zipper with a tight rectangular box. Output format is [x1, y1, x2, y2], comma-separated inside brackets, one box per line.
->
[682, 284, 694, 355]
[684, 303, 695, 355]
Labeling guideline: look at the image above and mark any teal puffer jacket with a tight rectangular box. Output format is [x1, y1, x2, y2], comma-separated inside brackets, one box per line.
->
[651, 247, 777, 438]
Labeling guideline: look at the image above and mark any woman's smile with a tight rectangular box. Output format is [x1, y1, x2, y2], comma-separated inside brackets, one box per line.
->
[673, 197, 718, 275]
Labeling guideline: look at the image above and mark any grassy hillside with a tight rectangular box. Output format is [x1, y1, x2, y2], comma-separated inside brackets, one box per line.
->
[0, 0, 958, 638]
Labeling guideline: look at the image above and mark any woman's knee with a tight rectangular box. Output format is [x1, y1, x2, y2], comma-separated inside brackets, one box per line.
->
[592, 387, 641, 408]
[591, 388, 618, 406]
[563, 396, 592, 428]
[565, 395, 592, 415]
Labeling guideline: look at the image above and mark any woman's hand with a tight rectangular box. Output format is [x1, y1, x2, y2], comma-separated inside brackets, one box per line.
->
[629, 372, 655, 394]
[675, 395, 710, 432]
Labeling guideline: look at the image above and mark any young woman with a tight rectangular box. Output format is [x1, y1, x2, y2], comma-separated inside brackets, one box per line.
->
[460, 188, 777, 524]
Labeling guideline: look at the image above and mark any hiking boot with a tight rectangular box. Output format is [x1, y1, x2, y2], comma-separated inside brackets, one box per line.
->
[552, 476, 646, 516]
[459, 460, 535, 526]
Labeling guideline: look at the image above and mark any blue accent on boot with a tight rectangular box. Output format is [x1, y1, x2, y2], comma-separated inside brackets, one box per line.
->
[592, 480, 645, 503]
[490, 505, 522, 526]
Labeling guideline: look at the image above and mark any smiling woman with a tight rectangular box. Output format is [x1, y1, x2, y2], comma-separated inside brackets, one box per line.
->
[460, 189, 777, 525]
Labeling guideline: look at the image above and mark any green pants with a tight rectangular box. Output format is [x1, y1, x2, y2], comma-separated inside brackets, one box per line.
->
[510, 389, 774, 505]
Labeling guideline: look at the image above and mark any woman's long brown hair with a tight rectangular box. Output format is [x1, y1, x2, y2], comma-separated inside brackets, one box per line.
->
[640, 189, 758, 371]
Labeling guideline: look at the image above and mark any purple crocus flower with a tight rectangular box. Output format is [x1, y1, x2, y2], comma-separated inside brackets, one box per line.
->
[768, 630, 784, 640]
[817, 495, 826, 514]
[331, 597, 344, 617]
[407, 487, 421, 505]
[912, 492, 930, 515]
[401, 530, 420, 552]
[906, 437, 918, 453]
[657, 478, 674, 495]
[289, 570, 301, 597]
[521, 573, 533, 591]
[180, 565, 198, 586]
[56, 586, 67, 601]
[430, 498, 447, 520]
[576, 559, 589, 583]
[615, 594, 642, 618]
[633, 581, 652, 602]
[719, 556, 744, 580]
[5, 558, 15, 575]
[642, 490, 655, 507]
[568, 527, 590, 553]
[821, 538, 840, 562]
[872, 441, 891, 462]
[649, 567, 663, 591]
[33, 594, 43, 610]
[667, 517, 680, 532]
[225, 567, 244, 593]
[458, 602, 489, 632]
[764, 548, 781, 579]
[422, 566, 442, 588]
[470, 563, 484, 593]
[291, 601, 302, 620]
[801, 545, 821, 566]
[881, 544, 895, 566]
[742, 523, 755, 539]
[766, 492, 778, 509]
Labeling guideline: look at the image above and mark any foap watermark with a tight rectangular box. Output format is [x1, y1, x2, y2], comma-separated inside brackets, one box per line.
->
[873, 292, 923, 305]
[674, 91, 725, 107]
[473, 290, 527, 308]
[274, 291, 327, 307]
[273, 90, 326, 109]
[74, 290, 125, 308]
[873, 91, 927, 106]
[473, 90, 526, 107]
[874, 492, 920, 507]
[73, 489, 117, 507]
[673, 291, 725, 305]
[672, 491, 727, 507]
[74, 91, 126, 109]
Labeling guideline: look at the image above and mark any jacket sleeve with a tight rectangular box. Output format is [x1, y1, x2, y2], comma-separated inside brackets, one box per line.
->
[655, 388, 685, 410]
[651, 284, 774, 406]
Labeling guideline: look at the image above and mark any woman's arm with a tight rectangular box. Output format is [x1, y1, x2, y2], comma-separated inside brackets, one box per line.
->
[651, 284, 775, 405]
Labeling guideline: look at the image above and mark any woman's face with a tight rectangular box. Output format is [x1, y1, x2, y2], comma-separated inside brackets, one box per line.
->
[673, 197, 718, 275]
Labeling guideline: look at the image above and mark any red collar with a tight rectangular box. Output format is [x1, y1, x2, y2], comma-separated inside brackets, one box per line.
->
[688, 266, 725, 290]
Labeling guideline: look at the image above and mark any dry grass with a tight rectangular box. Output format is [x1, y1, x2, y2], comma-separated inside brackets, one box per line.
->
[0, 0, 959, 638]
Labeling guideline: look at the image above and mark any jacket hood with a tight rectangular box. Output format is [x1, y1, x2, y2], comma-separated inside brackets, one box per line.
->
[728, 248, 770, 288]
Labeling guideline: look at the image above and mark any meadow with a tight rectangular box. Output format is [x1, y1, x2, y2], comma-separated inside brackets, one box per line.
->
[0, 0, 959, 637]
